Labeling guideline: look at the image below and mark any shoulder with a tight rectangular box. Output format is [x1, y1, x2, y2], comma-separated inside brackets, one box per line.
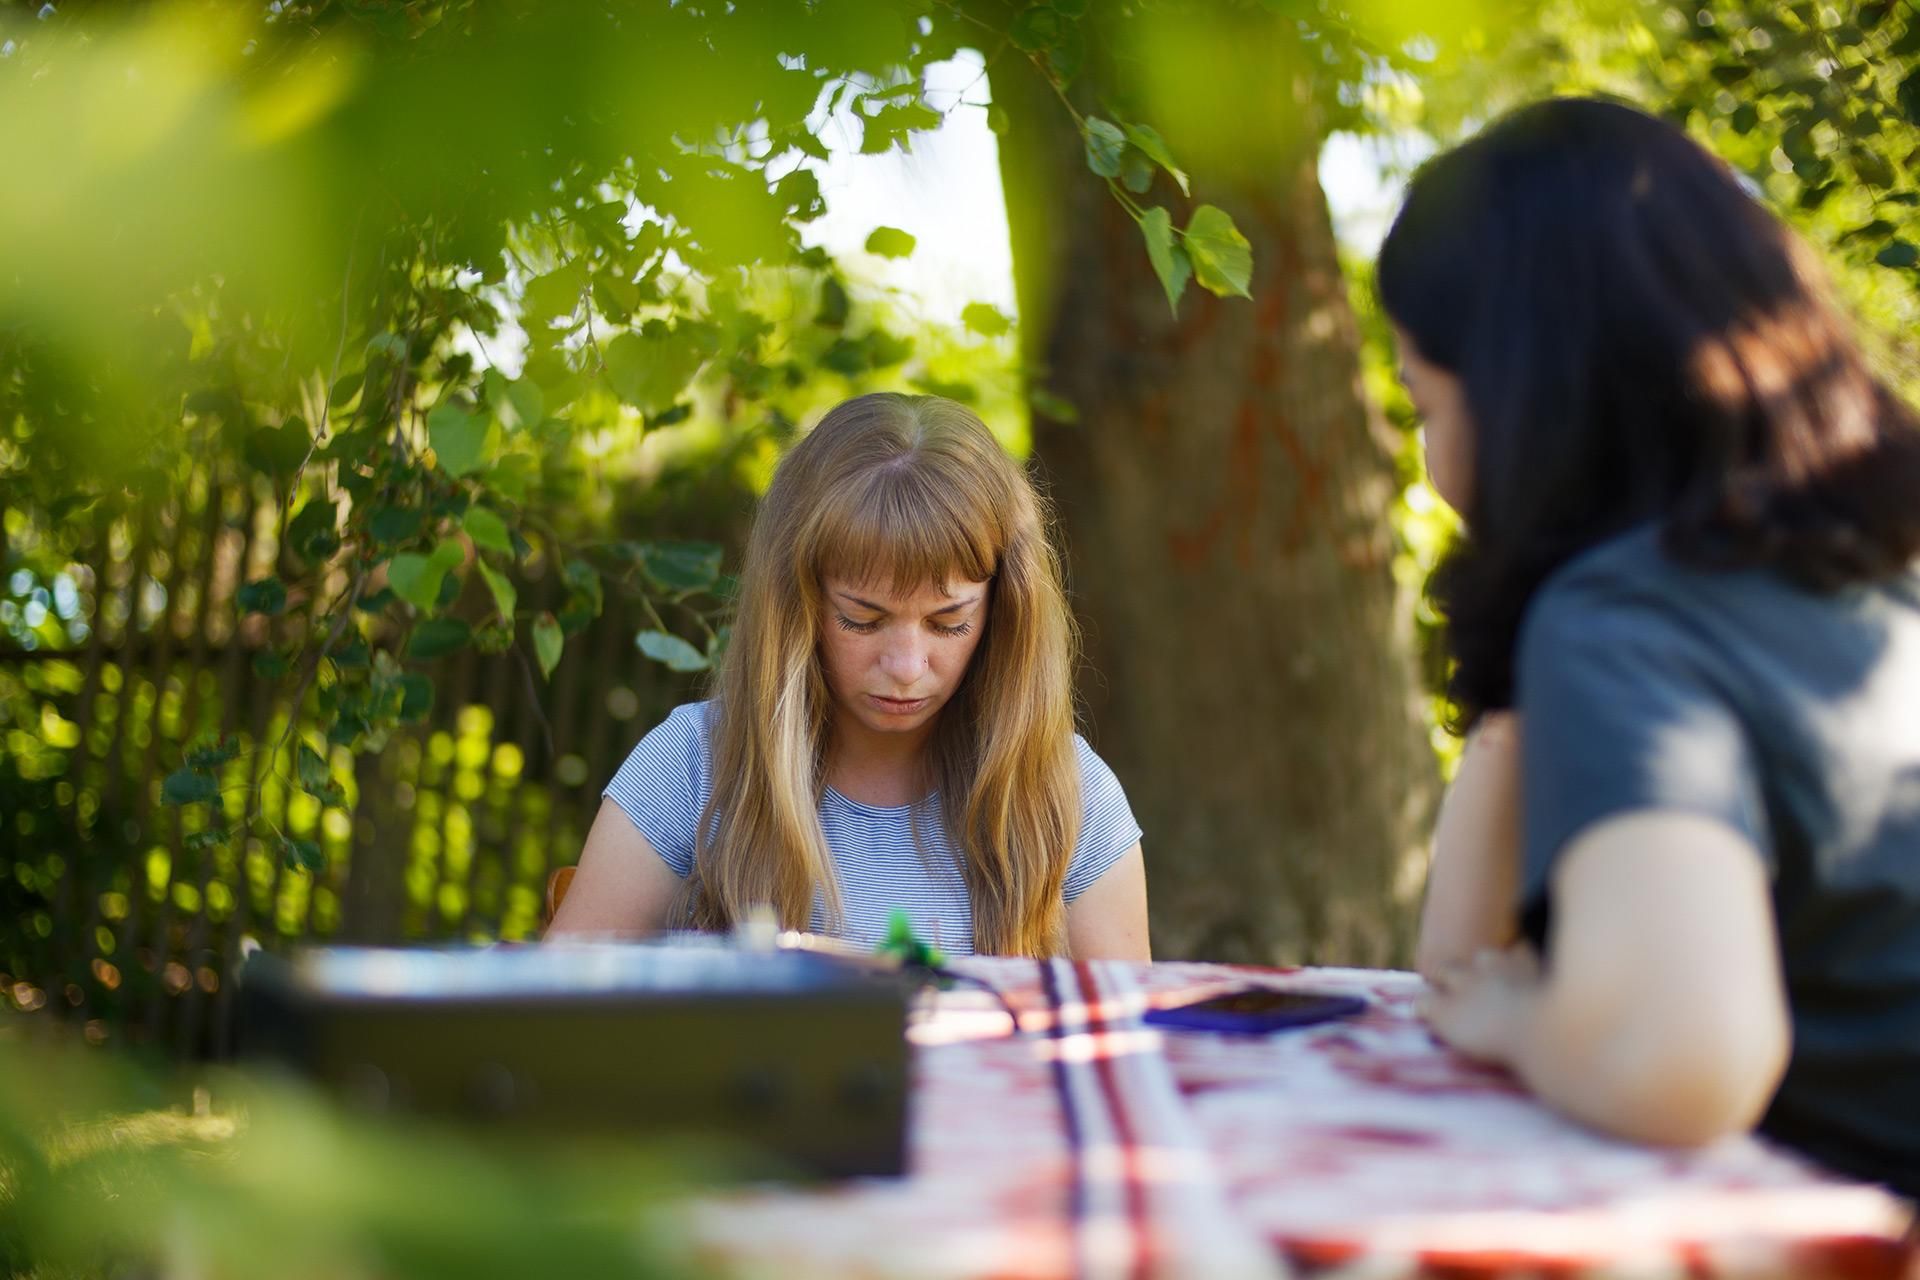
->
[1069, 734, 1136, 829]
[1071, 733, 1121, 791]
[1064, 734, 1143, 898]
[614, 700, 714, 782]
[1519, 526, 1730, 666]
[659, 699, 714, 740]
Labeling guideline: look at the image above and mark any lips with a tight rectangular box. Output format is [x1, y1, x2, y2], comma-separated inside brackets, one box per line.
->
[867, 693, 931, 715]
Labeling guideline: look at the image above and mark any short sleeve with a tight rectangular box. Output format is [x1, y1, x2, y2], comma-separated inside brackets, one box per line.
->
[601, 702, 712, 878]
[1516, 573, 1771, 923]
[1063, 736, 1144, 902]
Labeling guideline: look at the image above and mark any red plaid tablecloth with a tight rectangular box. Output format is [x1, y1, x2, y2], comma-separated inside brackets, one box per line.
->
[671, 959, 1917, 1279]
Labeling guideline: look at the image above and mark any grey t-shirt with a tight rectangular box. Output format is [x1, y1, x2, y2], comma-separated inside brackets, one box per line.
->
[1517, 525, 1920, 1198]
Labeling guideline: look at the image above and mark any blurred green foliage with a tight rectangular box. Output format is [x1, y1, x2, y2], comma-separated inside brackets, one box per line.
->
[0, 0, 1260, 884]
[0, 1026, 703, 1280]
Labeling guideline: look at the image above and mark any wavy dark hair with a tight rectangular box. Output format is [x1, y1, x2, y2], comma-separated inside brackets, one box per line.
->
[1378, 96, 1920, 725]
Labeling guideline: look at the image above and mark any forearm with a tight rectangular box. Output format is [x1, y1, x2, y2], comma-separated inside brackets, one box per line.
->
[1416, 713, 1523, 977]
[1503, 972, 1782, 1148]
[1514, 817, 1791, 1147]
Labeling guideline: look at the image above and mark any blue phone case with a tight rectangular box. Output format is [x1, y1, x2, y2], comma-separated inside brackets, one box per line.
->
[1141, 987, 1368, 1034]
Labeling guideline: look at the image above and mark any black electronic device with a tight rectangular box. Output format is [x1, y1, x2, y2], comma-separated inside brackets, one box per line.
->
[237, 940, 910, 1178]
[1142, 985, 1367, 1033]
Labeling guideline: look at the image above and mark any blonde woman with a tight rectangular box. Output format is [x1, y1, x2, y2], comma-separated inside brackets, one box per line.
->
[547, 393, 1149, 959]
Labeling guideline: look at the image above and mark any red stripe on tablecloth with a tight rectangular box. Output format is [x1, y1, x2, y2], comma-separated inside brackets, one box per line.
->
[1074, 960, 1152, 1280]
[1037, 958, 1091, 1257]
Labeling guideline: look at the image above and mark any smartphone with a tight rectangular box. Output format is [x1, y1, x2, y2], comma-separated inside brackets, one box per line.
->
[1142, 986, 1367, 1034]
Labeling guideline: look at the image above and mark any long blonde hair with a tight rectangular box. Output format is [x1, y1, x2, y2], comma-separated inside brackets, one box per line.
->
[685, 393, 1082, 956]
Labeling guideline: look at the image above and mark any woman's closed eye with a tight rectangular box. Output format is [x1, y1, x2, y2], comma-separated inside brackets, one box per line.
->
[833, 613, 972, 637]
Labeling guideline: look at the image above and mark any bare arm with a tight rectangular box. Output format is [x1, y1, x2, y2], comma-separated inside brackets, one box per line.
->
[1065, 843, 1150, 961]
[544, 798, 684, 939]
[1416, 711, 1523, 979]
[1423, 810, 1791, 1146]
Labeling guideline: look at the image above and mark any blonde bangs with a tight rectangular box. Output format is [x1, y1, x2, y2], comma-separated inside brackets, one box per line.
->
[802, 460, 1000, 594]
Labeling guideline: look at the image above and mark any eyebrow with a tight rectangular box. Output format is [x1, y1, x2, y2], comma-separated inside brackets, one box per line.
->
[834, 590, 981, 617]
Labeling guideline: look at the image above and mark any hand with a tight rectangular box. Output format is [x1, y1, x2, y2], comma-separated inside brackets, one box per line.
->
[1419, 944, 1543, 1065]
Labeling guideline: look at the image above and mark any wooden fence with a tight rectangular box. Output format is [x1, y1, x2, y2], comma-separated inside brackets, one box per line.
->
[1, 474, 701, 1059]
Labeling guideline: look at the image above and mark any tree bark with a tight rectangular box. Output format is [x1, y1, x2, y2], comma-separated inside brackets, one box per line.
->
[992, 22, 1438, 966]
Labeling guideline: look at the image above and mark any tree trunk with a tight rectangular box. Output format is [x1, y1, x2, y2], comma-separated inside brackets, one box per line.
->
[992, 21, 1438, 966]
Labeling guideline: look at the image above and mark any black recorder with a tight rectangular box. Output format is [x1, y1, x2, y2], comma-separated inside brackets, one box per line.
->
[237, 941, 910, 1178]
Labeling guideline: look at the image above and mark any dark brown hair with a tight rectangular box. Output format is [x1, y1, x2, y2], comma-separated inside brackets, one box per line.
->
[1378, 97, 1920, 724]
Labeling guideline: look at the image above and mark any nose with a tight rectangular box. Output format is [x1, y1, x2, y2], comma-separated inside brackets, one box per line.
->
[877, 629, 927, 685]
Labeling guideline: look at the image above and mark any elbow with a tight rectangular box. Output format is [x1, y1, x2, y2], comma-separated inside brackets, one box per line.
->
[1554, 1013, 1791, 1148]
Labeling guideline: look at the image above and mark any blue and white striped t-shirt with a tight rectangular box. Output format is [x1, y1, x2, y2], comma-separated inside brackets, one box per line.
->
[603, 701, 1143, 955]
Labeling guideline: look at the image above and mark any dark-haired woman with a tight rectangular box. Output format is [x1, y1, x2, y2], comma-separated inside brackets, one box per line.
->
[1382, 96, 1920, 1198]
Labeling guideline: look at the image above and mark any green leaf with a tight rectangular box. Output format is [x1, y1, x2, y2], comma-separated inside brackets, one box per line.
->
[986, 104, 1011, 136]
[328, 372, 363, 408]
[1009, 3, 1061, 52]
[1120, 148, 1154, 194]
[864, 226, 917, 258]
[287, 498, 341, 561]
[1841, 219, 1896, 244]
[637, 629, 710, 673]
[1124, 123, 1189, 196]
[236, 577, 288, 617]
[602, 328, 707, 416]
[331, 639, 369, 670]
[1084, 117, 1127, 178]
[365, 332, 409, 364]
[639, 541, 723, 594]
[474, 619, 515, 654]
[1140, 206, 1192, 315]
[1185, 204, 1254, 299]
[1030, 387, 1079, 424]
[279, 836, 325, 874]
[776, 166, 826, 222]
[184, 736, 239, 770]
[533, 612, 564, 679]
[484, 368, 545, 432]
[1046, 26, 1085, 84]
[427, 403, 490, 476]
[243, 420, 310, 476]
[296, 742, 331, 794]
[815, 277, 851, 328]
[368, 505, 426, 547]
[386, 541, 465, 612]
[961, 302, 1013, 338]
[407, 617, 472, 661]
[462, 506, 513, 556]
[1876, 239, 1919, 268]
[561, 559, 604, 618]
[860, 101, 943, 154]
[161, 768, 219, 806]
[523, 261, 586, 324]
[252, 650, 292, 680]
[477, 560, 517, 621]
[398, 673, 434, 722]
[486, 455, 537, 504]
